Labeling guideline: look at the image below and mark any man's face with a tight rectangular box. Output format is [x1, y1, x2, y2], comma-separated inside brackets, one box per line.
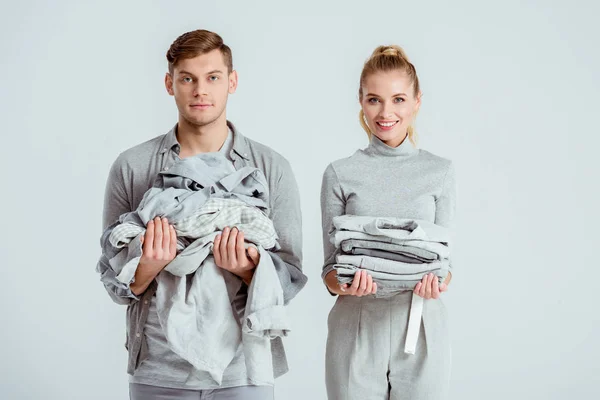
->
[165, 49, 237, 128]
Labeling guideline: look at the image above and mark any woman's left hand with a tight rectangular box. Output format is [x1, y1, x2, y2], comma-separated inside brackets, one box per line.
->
[413, 273, 449, 299]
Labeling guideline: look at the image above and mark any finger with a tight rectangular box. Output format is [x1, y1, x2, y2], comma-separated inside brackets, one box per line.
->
[365, 274, 373, 295]
[144, 220, 155, 254]
[358, 270, 368, 296]
[372, 282, 378, 294]
[236, 231, 246, 265]
[227, 227, 238, 266]
[338, 283, 348, 293]
[153, 217, 163, 254]
[350, 270, 361, 294]
[247, 246, 260, 266]
[169, 225, 177, 257]
[432, 274, 440, 299]
[440, 283, 448, 293]
[422, 274, 431, 297]
[418, 275, 428, 297]
[213, 234, 222, 265]
[414, 282, 422, 295]
[424, 273, 433, 299]
[220, 227, 230, 265]
[161, 218, 170, 252]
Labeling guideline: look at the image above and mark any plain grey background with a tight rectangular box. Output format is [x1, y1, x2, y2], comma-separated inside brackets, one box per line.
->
[1, 0, 599, 399]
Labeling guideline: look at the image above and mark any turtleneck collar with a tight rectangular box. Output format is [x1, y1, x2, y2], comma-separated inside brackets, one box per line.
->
[365, 134, 418, 157]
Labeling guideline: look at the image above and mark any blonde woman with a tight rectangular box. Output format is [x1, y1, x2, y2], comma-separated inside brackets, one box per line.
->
[320, 45, 456, 399]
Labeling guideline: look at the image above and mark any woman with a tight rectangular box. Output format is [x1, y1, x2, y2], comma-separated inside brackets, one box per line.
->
[320, 45, 456, 400]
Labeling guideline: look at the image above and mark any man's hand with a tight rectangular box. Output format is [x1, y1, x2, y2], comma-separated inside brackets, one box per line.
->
[213, 227, 260, 285]
[139, 217, 177, 269]
[131, 217, 177, 295]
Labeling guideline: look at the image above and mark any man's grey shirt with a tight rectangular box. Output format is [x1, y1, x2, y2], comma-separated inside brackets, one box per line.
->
[99, 121, 307, 379]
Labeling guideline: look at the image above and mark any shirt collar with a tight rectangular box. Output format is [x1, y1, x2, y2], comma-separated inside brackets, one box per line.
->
[229, 121, 251, 161]
[159, 121, 250, 161]
[366, 133, 418, 157]
[159, 124, 179, 154]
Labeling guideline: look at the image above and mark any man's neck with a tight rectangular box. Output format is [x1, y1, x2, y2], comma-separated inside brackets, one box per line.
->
[176, 115, 229, 158]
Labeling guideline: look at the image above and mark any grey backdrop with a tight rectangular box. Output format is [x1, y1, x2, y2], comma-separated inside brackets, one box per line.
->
[1, 0, 599, 399]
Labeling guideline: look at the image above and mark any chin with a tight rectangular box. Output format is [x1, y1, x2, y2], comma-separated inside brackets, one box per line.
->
[374, 129, 404, 143]
[186, 115, 215, 127]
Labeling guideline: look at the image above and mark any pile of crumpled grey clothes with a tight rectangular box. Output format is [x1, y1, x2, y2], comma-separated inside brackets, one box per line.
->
[96, 152, 289, 385]
[330, 215, 452, 354]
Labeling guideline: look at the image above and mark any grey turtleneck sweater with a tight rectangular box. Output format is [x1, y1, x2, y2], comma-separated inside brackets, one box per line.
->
[320, 134, 456, 281]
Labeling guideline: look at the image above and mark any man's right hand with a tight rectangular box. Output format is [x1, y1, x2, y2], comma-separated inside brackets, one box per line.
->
[131, 217, 177, 295]
[139, 217, 177, 269]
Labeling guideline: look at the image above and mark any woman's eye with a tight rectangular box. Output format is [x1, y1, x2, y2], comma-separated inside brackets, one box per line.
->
[394, 97, 405, 103]
[368, 98, 379, 104]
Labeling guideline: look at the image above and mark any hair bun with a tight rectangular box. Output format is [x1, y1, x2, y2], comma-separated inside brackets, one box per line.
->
[373, 45, 410, 62]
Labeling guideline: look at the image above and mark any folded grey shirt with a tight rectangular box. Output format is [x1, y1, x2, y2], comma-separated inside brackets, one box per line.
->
[332, 215, 451, 245]
[336, 254, 450, 276]
[340, 239, 438, 260]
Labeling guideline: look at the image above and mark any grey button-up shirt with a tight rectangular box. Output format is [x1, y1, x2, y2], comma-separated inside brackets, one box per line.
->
[99, 121, 307, 376]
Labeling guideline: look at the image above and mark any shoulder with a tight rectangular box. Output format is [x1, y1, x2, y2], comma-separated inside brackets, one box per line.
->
[416, 149, 455, 191]
[417, 148, 453, 168]
[325, 149, 365, 176]
[110, 134, 165, 173]
[417, 149, 454, 177]
[244, 136, 294, 179]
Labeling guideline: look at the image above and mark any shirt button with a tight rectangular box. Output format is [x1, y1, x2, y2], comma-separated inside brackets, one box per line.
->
[136, 332, 141, 338]
[144, 300, 148, 305]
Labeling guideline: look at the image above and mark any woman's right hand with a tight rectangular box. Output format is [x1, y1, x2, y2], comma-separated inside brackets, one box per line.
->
[325, 269, 377, 296]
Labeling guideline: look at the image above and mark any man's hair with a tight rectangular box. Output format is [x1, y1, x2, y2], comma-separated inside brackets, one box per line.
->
[166, 29, 233, 74]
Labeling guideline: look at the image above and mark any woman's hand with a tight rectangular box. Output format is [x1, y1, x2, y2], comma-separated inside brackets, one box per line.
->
[325, 269, 377, 297]
[413, 272, 450, 299]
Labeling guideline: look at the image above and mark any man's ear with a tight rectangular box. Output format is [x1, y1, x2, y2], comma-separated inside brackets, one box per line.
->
[228, 70, 238, 94]
[165, 73, 174, 96]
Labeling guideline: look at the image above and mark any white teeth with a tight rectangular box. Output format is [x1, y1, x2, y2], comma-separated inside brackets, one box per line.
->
[377, 121, 397, 127]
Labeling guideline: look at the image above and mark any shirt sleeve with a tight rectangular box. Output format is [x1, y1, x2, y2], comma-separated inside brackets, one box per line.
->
[320, 164, 346, 293]
[266, 159, 307, 305]
[434, 161, 457, 271]
[96, 154, 139, 305]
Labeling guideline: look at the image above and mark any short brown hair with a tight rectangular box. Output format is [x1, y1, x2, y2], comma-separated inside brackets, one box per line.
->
[166, 29, 233, 74]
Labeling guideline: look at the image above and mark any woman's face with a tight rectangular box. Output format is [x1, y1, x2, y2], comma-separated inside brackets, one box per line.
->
[360, 70, 421, 147]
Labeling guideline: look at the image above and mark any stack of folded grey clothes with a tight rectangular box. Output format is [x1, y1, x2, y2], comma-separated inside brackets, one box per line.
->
[331, 215, 451, 297]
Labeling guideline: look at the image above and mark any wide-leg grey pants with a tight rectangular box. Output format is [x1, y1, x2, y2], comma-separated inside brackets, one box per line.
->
[129, 383, 274, 400]
[325, 291, 451, 400]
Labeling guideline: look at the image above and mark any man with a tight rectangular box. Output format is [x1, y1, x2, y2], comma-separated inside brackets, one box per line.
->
[97, 29, 306, 400]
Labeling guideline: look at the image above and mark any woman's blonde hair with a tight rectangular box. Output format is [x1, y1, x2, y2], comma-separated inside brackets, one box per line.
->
[358, 45, 421, 145]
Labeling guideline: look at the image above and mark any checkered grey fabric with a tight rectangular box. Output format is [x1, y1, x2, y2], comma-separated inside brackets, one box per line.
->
[109, 198, 278, 251]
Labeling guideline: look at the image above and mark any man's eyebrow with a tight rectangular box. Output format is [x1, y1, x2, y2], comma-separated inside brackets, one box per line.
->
[177, 70, 197, 77]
